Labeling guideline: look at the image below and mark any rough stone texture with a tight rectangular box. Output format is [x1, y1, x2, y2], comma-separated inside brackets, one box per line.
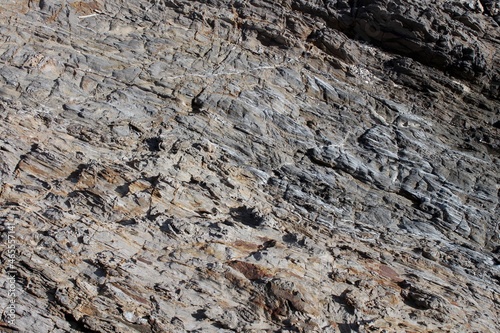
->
[0, 0, 499, 332]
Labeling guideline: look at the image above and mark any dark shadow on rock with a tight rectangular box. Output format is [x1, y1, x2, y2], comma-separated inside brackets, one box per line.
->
[66, 164, 88, 183]
[159, 218, 179, 234]
[115, 183, 130, 196]
[282, 233, 298, 244]
[64, 312, 100, 333]
[338, 322, 359, 333]
[229, 206, 264, 227]
[82, 259, 107, 278]
[191, 309, 207, 321]
[144, 137, 162, 152]
[117, 218, 137, 226]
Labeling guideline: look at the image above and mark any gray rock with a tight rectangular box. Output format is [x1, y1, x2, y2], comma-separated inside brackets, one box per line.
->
[0, 0, 499, 332]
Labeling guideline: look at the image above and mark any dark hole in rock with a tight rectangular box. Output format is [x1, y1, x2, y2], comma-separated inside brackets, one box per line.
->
[145, 137, 162, 151]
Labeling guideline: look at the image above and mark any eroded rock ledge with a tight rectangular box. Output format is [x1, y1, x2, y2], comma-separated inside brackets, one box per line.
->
[0, 0, 499, 332]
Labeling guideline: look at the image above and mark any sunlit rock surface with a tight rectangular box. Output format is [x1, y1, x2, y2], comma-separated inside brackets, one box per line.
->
[0, 0, 499, 332]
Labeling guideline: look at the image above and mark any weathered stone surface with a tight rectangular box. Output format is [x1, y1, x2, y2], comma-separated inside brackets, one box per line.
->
[0, 0, 499, 332]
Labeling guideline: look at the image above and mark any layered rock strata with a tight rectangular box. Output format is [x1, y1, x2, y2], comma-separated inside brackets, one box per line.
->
[0, 0, 499, 332]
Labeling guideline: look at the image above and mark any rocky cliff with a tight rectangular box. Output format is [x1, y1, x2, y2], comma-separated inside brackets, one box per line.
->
[0, 0, 499, 332]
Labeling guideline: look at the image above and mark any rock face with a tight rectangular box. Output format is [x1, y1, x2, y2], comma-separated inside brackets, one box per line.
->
[0, 0, 499, 332]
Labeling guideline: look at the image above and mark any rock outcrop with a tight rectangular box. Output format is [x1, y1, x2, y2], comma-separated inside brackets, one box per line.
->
[0, 0, 499, 332]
